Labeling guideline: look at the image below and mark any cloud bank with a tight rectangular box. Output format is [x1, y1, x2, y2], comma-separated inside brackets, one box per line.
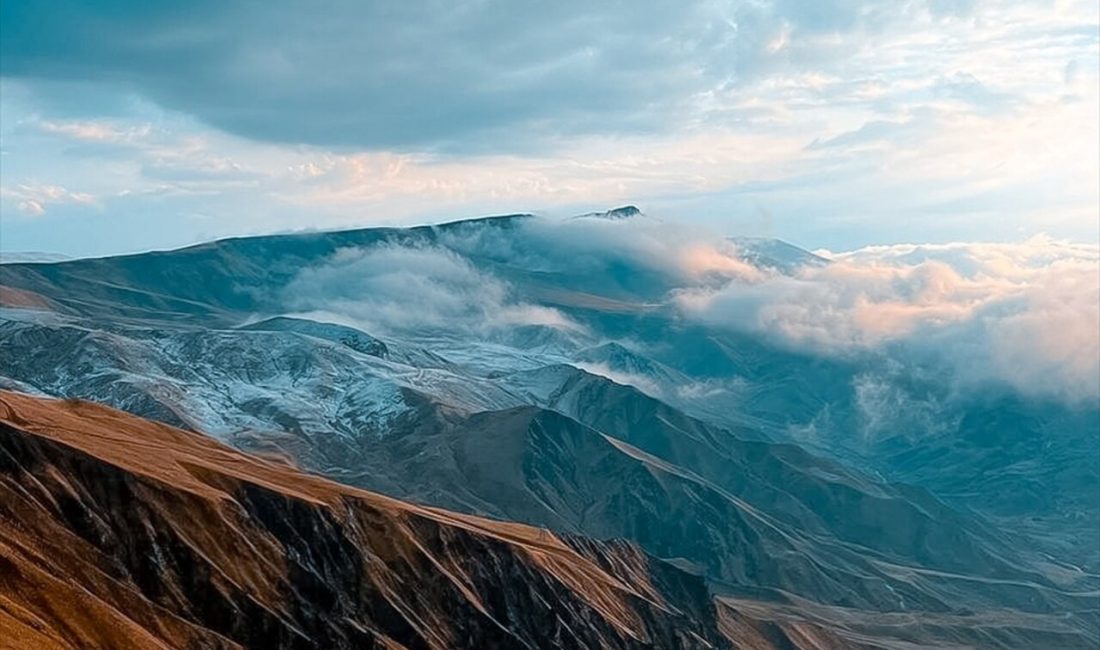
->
[676, 236, 1100, 404]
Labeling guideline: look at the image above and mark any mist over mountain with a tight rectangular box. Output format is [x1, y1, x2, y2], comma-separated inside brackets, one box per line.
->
[3, 0, 1098, 646]
[1, 211, 1097, 648]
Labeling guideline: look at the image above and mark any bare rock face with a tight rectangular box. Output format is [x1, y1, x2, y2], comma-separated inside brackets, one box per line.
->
[0, 389, 791, 650]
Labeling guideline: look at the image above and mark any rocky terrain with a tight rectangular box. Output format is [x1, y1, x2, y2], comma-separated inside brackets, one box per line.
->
[2, 389, 805, 649]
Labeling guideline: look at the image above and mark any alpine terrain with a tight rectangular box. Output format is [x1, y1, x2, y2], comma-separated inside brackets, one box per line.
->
[1, 210, 1097, 649]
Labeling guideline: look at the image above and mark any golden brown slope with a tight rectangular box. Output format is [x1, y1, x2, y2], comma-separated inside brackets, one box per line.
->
[0, 390, 756, 650]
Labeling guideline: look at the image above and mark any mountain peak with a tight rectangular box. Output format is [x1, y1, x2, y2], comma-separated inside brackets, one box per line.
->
[575, 205, 643, 221]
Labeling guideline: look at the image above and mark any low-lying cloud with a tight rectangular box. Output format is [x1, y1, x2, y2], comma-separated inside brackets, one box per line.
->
[676, 236, 1100, 404]
[440, 211, 766, 287]
[280, 216, 1098, 406]
[283, 243, 581, 336]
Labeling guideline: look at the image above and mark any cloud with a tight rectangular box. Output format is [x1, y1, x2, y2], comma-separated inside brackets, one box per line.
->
[436, 218, 1099, 406]
[980, 261, 1100, 404]
[0, 1, 717, 150]
[675, 236, 1100, 404]
[932, 72, 1017, 112]
[0, 0, 1023, 153]
[38, 119, 151, 144]
[281, 243, 582, 336]
[676, 258, 1001, 346]
[806, 119, 919, 150]
[440, 211, 767, 289]
[852, 367, 960, 443]
[1, 1, 1096, 259]
[0, 183, 97, 216]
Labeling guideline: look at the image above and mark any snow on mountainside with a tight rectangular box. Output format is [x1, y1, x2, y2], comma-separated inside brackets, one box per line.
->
[575, 341, 687, 388]
[241, 315, 390, 357]
[0, 309, 530, 440]
[729, 236, 830, 272]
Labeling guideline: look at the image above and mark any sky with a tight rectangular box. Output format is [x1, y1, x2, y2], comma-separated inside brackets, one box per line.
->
[0, 0, 1098, 257]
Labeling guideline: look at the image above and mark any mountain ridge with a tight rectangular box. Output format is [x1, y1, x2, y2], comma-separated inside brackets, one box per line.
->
[0, 389, 751, 650]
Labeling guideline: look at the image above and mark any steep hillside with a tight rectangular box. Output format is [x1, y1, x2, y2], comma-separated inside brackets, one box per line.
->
[0, 390, 747, 650]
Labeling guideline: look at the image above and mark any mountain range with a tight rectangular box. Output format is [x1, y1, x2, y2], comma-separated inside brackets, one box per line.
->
[1, 209, 1097, 649]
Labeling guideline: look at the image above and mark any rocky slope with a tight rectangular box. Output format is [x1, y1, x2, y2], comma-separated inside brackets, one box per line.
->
[3, 389, 824, 650]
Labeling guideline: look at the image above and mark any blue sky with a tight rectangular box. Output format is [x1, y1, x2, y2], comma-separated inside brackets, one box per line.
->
[1, 0, 1097, 256]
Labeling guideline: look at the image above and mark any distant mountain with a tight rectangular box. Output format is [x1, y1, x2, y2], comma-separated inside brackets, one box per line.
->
[729, 236, 829, 272]
[0, 251, 73, 264]
[575, 341, 688, 387]
[573, 205, 644, 220]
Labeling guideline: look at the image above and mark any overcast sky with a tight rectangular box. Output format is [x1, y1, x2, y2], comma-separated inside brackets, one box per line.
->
[1, 0, 1097, 256]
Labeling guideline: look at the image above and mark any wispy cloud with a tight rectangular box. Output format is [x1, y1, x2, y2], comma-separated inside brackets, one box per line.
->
[282, 243, 582, 337]
[37, 119, 152, 144]
[0, 183, 96, 216]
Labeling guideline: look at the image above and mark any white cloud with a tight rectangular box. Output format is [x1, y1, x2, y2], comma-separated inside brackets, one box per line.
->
[0, 183, 97, 216]
[282, 243, 582, 337]
[675, 236, 1100, 404]
[38, 119, 152, 144]
[982, 260, 1100, 404]
[439, 211, 770, 286]
[852, 367, 960, 443]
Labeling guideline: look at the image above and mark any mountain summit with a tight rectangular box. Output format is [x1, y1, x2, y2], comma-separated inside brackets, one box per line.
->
[574, 205, 643, 220]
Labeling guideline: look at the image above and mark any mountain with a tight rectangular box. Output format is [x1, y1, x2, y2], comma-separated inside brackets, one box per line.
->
[1, 309, 1075, 610]
[728, 237, 829, 272]
[1, 212, 1097, 648]
[240, 316, 391, 358]
[574, 205, 644, 220]
[0, 389, 749, 649]
[0, 314, 1048, 595]
[873, 397, 1100, 567]
[0, 251, 73, 264]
